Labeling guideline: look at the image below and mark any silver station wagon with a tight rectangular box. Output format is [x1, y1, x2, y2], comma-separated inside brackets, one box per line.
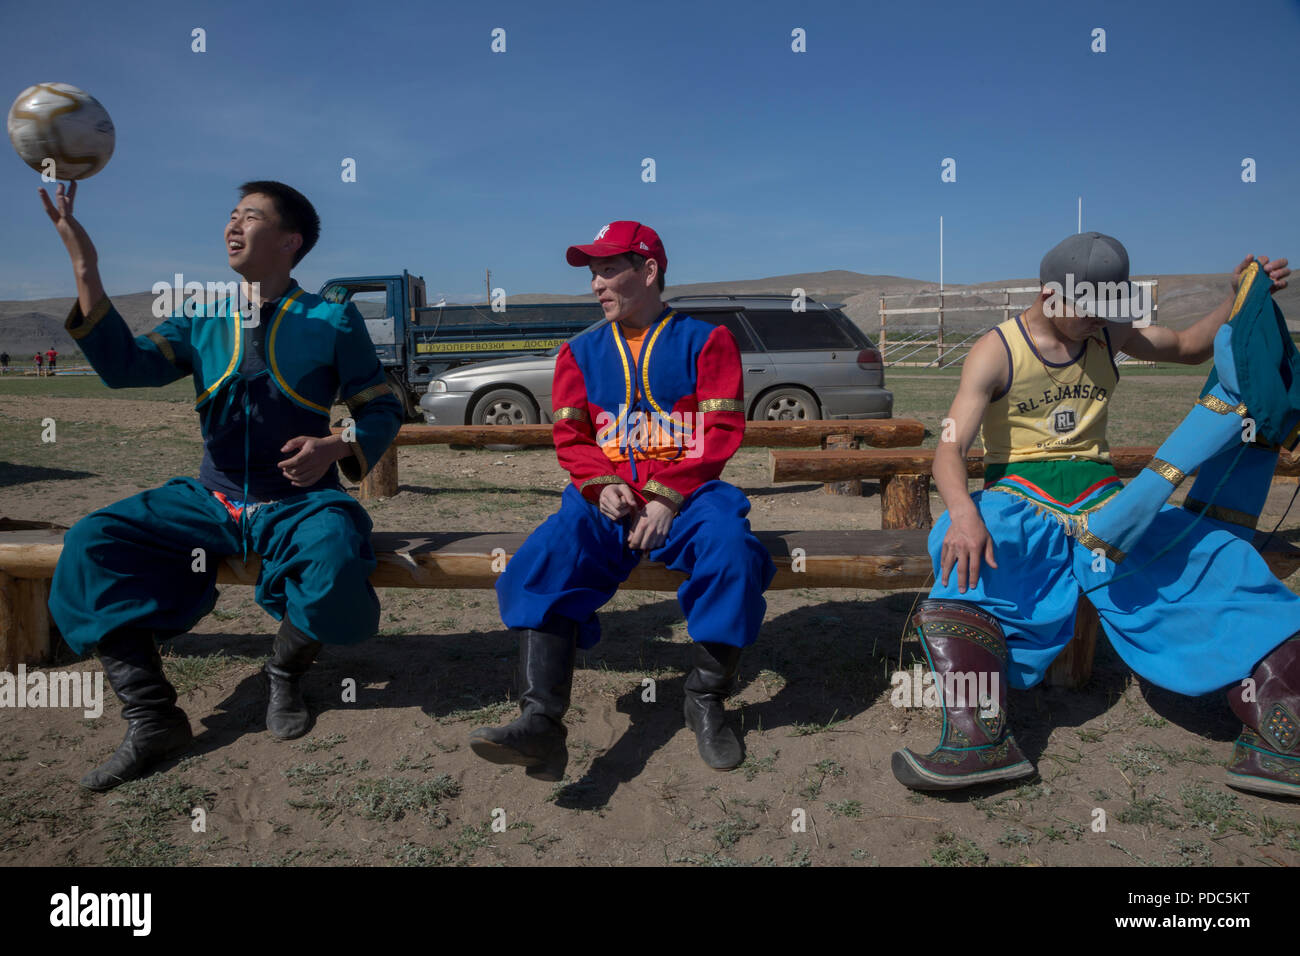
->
[418, 295, 893, 426]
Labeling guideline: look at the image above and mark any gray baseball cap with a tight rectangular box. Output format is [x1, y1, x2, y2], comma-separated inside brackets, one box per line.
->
[1039, 232, 1150, 322]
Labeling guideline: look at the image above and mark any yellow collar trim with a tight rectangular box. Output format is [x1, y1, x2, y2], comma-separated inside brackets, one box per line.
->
[266, 289, 327, 414]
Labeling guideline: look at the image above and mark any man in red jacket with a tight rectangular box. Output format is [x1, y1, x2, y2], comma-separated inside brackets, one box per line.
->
[472, 221, 775, 779]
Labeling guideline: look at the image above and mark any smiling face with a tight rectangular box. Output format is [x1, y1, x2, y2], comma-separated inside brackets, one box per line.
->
[589, 254, 659, 324]
[224, 193, 301, 278]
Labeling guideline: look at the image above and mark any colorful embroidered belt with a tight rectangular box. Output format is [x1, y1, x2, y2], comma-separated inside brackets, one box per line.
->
[982, 458, 1123, 533]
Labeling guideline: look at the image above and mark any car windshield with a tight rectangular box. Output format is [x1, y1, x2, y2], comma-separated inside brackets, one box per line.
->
[544, 316, 611, 356]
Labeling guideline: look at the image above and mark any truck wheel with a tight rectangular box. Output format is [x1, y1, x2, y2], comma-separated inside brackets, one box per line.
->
[756, 387, 820, 421]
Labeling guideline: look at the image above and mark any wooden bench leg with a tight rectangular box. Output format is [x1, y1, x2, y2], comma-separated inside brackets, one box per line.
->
[1046, 592, 1099, 689]
[880, 473, 932, 530]
[0, 572, 54, 672]
[360, 445, 399, 500]
[822, 433, 863, 496]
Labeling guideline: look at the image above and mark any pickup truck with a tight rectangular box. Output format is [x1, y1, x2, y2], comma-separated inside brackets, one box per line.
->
[318, 270, 602, 420]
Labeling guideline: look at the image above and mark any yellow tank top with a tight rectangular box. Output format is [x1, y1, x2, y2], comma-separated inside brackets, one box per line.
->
[979, 314, 1119, 465]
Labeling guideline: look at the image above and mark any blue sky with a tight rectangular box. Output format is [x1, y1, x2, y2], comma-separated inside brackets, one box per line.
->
[2, 0, 1298, 302]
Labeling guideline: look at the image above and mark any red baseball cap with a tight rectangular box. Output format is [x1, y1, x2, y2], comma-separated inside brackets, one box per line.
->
[566, 221, 667, 272]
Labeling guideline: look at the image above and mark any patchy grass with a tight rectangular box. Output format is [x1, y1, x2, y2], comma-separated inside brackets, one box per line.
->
[827, 799, 864, 818]
[927, 831, 989, 867]
[1117, 793, 1180, 829]
[797, 759, 847, 800]
[294, 732, 347, 754]
[1179, 783, 1246, 836]
[161, 652, 261, 696]
[105, 779, 215, 866]
[788, 712, 848, 736]
[1108, 745, 1167, 779]
[738, 750, 780, 782]
[436, 699, 515, 726]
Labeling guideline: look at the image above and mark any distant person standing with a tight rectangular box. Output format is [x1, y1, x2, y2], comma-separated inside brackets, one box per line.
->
[0, 352, 9, 372]
[34, 351, 43, 376]
[45, 346, 58, 373]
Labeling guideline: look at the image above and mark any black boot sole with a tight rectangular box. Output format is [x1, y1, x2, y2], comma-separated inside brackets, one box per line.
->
[468, 736, 546, 767]
[79, 729, 193, 792]
[469, 734, 567, 781]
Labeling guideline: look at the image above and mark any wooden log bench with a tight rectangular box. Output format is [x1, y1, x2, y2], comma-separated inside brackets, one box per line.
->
[7, 520, 1272, 692]
[339, 420, 927, 500]
[769, 444, 1300, 530]
[0, 525, 935, 667]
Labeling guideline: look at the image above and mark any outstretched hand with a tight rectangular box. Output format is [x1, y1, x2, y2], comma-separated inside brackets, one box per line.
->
[39, 181, 98, 269]
[1232, 255, 1290, 294]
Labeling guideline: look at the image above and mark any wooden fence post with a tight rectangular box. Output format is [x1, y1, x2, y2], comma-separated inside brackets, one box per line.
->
[0, 571, 53, 671]
[880, 474, 932, 529]
[1046, 593, 1100, 689]
[822, 433, 863, 496]
[360, 445, 399, 500]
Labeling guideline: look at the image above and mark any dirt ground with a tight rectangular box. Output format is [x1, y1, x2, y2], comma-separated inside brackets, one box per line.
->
[2, 385, 1299, 867]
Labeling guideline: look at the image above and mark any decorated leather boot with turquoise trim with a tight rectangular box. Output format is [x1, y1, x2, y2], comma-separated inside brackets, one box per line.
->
[892, 600, 1035, 791]
[1225, 635, 1300, 798]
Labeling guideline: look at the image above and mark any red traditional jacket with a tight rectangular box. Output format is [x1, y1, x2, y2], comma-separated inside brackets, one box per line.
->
[552, 307, 745, 510]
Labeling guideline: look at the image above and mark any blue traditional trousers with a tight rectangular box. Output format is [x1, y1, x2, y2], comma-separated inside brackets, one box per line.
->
[929, 322, 1300, 695]
[497, 480, 775, 650]
[927, 489, 1300, 694]
[49, 477, 380, 654]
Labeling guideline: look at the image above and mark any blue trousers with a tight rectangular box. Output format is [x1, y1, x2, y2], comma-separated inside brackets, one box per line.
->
[49, 476, 380, 654]
[497, 480, 775, 649]
[928, 488, 1300, 695]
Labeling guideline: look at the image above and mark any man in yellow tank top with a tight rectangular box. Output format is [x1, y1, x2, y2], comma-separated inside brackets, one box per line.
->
[893, 232, 1300, 798]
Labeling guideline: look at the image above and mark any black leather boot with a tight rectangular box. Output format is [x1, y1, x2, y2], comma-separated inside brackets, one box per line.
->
[468, 622, 577, 781]
[264, 619, 323, 740]
[80, 629, 192, 792]
[684, 641, 744, 770]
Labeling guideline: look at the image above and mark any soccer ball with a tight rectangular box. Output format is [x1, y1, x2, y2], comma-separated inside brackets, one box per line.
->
[7, 82, 115, 180]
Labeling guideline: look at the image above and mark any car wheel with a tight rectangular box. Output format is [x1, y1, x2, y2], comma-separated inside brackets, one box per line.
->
[472, 388, 538, 427]
[757, 387, 820, 421]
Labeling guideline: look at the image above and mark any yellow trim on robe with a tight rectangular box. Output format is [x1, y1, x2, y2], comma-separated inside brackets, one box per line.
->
[146, 331, 180, 367]
[1229, 261, 1259, 322]
[640, 312, 691, 431]
[1076, 513, 1127, 564]
[610, 325, 634, 414]
[65, 295, 114, 341]
[1184, 498, 1259, 530]
[642, 479, 684, 507]
[194, 309, 244, 407]
[580, 475, 625, 492]
[265, 289, 328, 415]
[698, 398, 743, 413]
[1145, 458, 1186, 488]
